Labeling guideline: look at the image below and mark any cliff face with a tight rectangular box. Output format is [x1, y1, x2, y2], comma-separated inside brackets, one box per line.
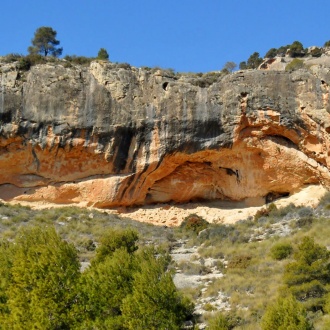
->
[1, 60, 330, 207]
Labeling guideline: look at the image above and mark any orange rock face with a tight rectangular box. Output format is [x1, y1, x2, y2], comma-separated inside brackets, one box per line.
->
[0, 61, 330, 207]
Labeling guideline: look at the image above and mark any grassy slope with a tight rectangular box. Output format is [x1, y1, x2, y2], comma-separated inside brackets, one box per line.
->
[1, 193, 330, 328]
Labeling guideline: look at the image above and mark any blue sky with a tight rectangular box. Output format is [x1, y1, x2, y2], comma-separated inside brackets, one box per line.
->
[1, 0, 330, 72]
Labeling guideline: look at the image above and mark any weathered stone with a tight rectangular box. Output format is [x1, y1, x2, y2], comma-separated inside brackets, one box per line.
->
[0, 60, 330, 207]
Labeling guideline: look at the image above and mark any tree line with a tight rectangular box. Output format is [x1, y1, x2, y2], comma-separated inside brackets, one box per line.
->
[0, 225, 193, 329]
[223, 39, 330, 73]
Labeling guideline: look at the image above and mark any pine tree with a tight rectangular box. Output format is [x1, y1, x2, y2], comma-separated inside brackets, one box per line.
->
[76, 248, 137, 329]
[97, 48, 109, 60]
[283, 236, 330, 311]
[28, 26, 63, 57]
[121, 247, 193, 330]
[2, 226, 80, 329]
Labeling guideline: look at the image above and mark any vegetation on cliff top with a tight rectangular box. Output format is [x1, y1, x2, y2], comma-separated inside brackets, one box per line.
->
[1, 25, 330, 75]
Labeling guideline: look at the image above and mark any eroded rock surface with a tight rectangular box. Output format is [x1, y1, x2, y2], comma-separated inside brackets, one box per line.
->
[1, 60, 330, 207]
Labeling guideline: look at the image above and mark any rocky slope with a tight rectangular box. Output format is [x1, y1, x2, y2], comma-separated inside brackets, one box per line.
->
[0, 59, 330, 208]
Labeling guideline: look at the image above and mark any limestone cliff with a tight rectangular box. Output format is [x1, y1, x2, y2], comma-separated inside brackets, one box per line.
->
[0, 59, 330, 207]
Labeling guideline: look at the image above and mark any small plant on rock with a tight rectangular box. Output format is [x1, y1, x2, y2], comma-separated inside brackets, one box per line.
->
[285, 58, 305, 71]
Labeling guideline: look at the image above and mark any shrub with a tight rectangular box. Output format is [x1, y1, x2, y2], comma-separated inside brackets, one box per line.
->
[180, 214, 209, 234]
[246, 52, 263, 69]
[3, 53, 22, 63]
[205, 224, 235, 240]
[318, 191, 330, 207]
[178, 261, 210, 275]
[276, 45, 290, 56]
[115, 62, 132, 70]
[254, 204, 277, 222]
[207, 312, 238, 330]
[265, 48, 278, 59]
[297, 207, 313, 218]
[261, 295, 312, 330]
[17, 57, 31, 71]
[270, 242, 293, 260]
[63, 55, 93, 66]
[223, 61, 237, 73]
[310, 47, 323, 57]
[254, 208, 270, 222]
[288, 41, 305, 57]
[272, 203, 297, 218]
[295, 216, 314, 228]
[324, 40, 330, 48]
[285, 58, 305, 71]
[227, 254, 252, 269]
[239, 61, 247, 70]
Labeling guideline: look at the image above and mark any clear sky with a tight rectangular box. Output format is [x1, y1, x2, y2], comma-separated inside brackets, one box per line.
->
[1, 0, 330, 73]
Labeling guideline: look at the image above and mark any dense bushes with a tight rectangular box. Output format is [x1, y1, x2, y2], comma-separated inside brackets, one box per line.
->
[0, 225, 193, 329]
[0, 226, 80, 329]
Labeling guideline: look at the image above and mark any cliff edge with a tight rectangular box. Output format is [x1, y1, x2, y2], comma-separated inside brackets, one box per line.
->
[1, 60, 330, 207]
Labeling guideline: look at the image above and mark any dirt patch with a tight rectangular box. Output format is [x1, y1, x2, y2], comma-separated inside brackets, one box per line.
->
[4, 185, 327, 227]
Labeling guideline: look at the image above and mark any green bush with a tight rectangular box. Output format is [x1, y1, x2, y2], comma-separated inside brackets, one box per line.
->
[270, 242, 293, 260]
[283, 237, 330, 311]
[310, 47, 323, 57]
[0, 224, 193, 329]
[239, 61, 247, 70]
[97, 48, 109, 61]
[324, 40, 330, 48]
[121, 247, 193, 330]
[208, 312, 239, 330]
[94, 228, 138, 263]
[246, 52, 263, 69]
[17, 57, 31, 71]
[261, 295, 312, 330]
[0, 226, 80, 329]
[277, 45, 290, 56]
[180, 214, 209, 234]
[285, 58, 305, 71]
[288, 41, 305, 57]
[265, 48, 278, 58]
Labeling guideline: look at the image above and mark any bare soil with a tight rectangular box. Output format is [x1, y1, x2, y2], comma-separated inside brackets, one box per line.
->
[5, 185, 327, 227]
